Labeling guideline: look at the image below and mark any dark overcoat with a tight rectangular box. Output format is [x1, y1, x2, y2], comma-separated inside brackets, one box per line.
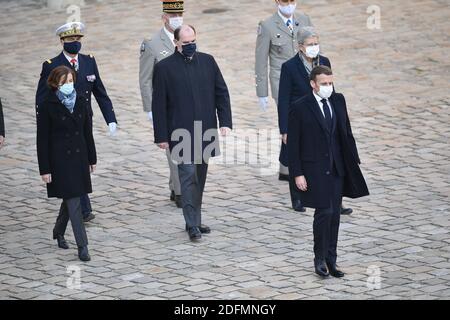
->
[37, 92, 97, 199]
[288, 91, 369, 208]
[152, 51, 232, 164]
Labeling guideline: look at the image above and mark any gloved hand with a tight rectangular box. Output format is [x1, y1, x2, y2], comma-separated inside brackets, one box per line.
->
[147, 112, 153, 121]
[108, 122, 117, 136]
[258, 97, 269, 112]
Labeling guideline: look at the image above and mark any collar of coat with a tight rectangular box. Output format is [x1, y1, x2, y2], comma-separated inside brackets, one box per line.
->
[47, 91, 83, 118]
[304, 91, 340, 135]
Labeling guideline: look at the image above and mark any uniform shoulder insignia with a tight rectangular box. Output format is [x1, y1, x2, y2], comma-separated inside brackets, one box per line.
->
[46, 59, 52, 64]
[89, 54, 94, 58]
[140, 42, 146, 54]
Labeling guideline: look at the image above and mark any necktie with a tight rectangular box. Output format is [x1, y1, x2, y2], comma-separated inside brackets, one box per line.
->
[286, 19, 293, 33]
[322, 99, 332, 131]
[70, 58, 78, 71]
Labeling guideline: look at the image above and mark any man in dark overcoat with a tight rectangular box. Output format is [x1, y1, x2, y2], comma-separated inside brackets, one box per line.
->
[288, 66, 369, 278]
[152, 25, 232, 242]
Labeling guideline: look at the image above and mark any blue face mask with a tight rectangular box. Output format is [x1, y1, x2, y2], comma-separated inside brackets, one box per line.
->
[182, 43, 196, 58]
[59, 83, 75, 96]
[64, 41, 82, 54]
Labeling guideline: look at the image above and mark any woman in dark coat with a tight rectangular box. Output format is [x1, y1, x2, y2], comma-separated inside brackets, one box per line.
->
[36, 66, 96, 262]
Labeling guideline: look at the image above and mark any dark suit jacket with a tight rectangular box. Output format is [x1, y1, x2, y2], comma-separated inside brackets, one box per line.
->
[152, 51, 232, 163]
[0, 98, 4, 137]
[278, 54, 331, 134]
[37, 92, 97, 199]
[36, 52, 117, 124]
[288, 91, 369, 208]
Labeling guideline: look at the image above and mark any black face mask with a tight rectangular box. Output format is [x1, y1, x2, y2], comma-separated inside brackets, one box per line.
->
[181, 43, 196, 58]
[64, 41, 82, 54]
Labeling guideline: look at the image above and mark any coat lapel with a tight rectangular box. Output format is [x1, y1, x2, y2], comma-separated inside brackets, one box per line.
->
[76, 54, 86, 79]
[292, 14, 301, 35]
[56, 52, 73, 69]
[331, 101, 337, 134]
[307, 92, 329, 135]
[295, 54, 311, 89]
[329, 94, 343, 134]
[327, 96, 337, 134]
[273, 13, 293, 37]
[160, 29, 175, 52]
[50, 91, 79, 121]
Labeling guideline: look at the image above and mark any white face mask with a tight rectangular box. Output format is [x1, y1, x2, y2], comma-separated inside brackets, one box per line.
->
[169, 17, 183, 30]
[305, 45, 320, 58]
[318, 85, 333, 99]
[278, 3, 296, 17]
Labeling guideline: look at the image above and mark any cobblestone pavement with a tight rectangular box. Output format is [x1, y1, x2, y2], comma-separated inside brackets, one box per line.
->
[0, 0, 449, 300]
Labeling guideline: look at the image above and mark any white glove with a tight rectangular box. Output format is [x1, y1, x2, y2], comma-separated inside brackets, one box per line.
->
[258, 97, 269, 112]
[147, 112, 153, 121]
[108, 122, 117, 136]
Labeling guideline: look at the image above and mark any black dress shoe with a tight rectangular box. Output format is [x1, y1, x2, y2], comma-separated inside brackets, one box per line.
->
[341, 206, 353, 215]
[278, 173, 290, 182]
[170, 190, 175, 201]
[54, 235, 69, 250]
[186, 224, 211, 234]
[175, 195, 182, 208]
[292, 200, 306, 212]
[314, 260, 329, 278]
[78, 246, 91, 262]
[83, 213, 96, 223]
[188, 227, 202, 241]
[326, 263, 345, 278]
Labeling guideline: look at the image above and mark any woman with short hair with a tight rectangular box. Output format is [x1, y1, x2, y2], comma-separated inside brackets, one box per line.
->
[36, 65, 96, 262]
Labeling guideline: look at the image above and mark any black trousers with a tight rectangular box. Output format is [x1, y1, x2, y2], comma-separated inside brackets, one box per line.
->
[80, 194, 92, 217]
[178, 163, 209, 229]
[313, 172, 343, 265]
[53, 197, 88, 247]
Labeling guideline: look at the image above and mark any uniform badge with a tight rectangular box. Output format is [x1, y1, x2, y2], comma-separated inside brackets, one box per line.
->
[160, 50, 169, 56]
[140, 43, 146, 54]
[257, 24, 262, 35]
[87, 75, 96, 82]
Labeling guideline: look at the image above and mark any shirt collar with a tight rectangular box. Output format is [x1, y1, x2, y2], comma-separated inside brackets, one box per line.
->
[313, 90, 326, 104]
[63, 51, 79, 63]
[277, 10, 293, 25]
[163, 26, 175, 45]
